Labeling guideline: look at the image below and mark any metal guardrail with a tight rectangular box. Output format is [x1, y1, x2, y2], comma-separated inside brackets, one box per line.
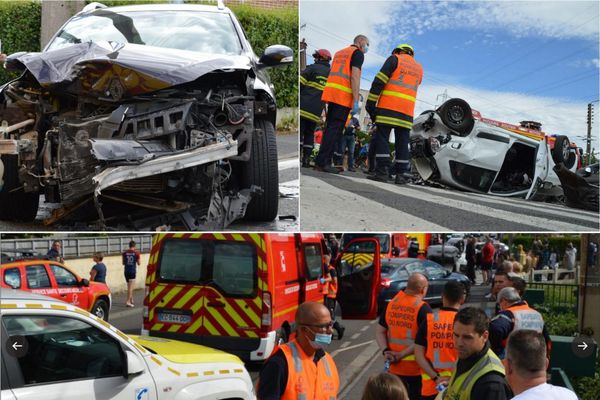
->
[1, 235, 153, 260]
[527, 266, 579, 284]
[526, 282, 579, 312]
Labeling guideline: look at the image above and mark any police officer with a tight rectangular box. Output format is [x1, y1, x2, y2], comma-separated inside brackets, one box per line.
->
[443, 307, 512, 400]
[315, 35, 369, 174]
[489, 287, 551, 360]
[321, 254, 345, 339]
[415, 281, 465, 400]
[300, 49, 331, 168]
[257, 301, 339, 400]
[376, 273, 432, 400]
[365, 44, 422, 184]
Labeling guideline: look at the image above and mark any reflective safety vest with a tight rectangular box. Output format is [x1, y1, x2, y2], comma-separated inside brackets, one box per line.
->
[497, 303, 545, 350]
[300, 61, 331, 123]
[322, 265, 338, 298]
[385, 290, 425, 376]
[322, 46, 357, 108]
[422, 309, 458, 397]
[441, 348, 505, 400]
[279, 340, 340, 400]
[375, 53, 422, 129]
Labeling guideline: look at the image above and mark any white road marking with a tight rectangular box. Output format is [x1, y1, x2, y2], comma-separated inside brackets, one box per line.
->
[360, 326, 370, 332]
[350, 333, 360, 340]
[330, 340, 374, 357]
[278, 159, 298, 170]
[339, 341, 351, 349]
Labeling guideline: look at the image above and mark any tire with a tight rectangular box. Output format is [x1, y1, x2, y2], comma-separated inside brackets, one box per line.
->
[551, 135, 570, 165]
[0, 154, 39, 221]
[91, 299, 109, 321]
[437, 98, 474, 135]
[242, 118, 278, 221]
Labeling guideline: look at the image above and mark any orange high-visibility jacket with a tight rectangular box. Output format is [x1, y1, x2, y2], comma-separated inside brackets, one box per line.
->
[322, 265, 338, 298]
[385, 290, 425, 376]
[375, 53, 422, 128]
[321, 46, 358, 108]
[278, 340, 339, 400]
[421, 309, 458, 397]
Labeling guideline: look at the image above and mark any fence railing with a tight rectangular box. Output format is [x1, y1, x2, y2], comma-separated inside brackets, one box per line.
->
[526, 282, 579, 313]
[526, 266, 579, 284]
[1, 235, 154, 260]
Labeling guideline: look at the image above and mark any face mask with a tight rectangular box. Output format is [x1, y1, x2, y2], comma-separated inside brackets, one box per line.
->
[363, 44, 369, 54]
[305, 327, 332, 349]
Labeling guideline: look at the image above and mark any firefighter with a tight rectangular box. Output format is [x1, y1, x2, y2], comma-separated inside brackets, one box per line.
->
[365, 44, 422, 184]
[315, 34, 369, 174]
[408, 237, 420, 258]
[300, 49, 332, 168]
[489, 287, 551, 360]
[256, 302, 339, 400]
[321, 254, 345, 340]
[442, 307, 512, 400]
[415, 281, 465, 400]
[376, 272, 432, 400]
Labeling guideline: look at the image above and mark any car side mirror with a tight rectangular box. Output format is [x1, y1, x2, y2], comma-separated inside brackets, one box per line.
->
[125, 350, 145, 377]
[258, 45, 293, 68]
[80, 278, 90, 287]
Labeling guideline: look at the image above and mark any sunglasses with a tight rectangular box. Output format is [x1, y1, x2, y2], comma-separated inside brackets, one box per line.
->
[300, 321, 334, 330]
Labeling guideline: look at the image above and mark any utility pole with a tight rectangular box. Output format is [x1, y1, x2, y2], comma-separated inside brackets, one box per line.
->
[300, 38, 307, 72]
[586, 103, 593, 166]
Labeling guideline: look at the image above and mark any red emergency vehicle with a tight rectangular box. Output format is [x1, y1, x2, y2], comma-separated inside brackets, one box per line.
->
[142, 233, 383, 360]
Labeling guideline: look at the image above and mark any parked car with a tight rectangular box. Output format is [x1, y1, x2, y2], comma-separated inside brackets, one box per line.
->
[426, 237, 465, 266]
[377, 257, 471, 313]
[409, 98, 579, 201]
[0, 257, 111, 320]
[0, 2, 293, 229]
[0, 289, 255, 400]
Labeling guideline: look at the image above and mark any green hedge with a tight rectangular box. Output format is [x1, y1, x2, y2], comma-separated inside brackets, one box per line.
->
[0, 1, 297, 108]
[502, 234, 581, 256]
[0, 1, 41, 84]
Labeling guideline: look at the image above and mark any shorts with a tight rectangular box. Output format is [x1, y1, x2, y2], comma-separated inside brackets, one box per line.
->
[124, 267, 136, 281]
[481, 262, 492, 271]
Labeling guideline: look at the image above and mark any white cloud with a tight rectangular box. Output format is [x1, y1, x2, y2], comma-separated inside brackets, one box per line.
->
[415, 82, 598, 149]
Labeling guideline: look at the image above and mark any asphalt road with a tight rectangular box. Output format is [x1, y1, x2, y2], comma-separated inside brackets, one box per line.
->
[0, 133, 298, 232]
[301, 168, 600, 231]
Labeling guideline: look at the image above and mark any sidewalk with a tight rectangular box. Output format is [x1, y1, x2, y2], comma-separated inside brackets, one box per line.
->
[108, 288, 145, 321]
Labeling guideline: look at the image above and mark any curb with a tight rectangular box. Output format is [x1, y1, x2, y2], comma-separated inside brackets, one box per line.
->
[338, 340, 380, 399]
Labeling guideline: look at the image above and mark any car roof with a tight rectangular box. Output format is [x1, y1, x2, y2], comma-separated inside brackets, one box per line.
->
[381, 258, 422, 264]
[0, 287, 60, 304]
[86, 4, 232, 14]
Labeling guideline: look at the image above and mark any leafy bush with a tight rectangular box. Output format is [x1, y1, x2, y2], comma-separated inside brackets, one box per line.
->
[0, 1, 41, 84]
[538, 306, 578, 336]
[505, 234, 581, 255]
[0, 1, 297, 108]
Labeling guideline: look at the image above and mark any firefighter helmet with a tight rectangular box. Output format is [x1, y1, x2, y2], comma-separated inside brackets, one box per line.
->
[313, 49, 332, 61]
[395, 44, 414, 56]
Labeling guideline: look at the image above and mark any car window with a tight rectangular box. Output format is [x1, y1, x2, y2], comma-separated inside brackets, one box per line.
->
[212, 242, 257, 296]
[381, 263, 398, 276]
[391, 267, 409, 281]
[424, 262, 446, 279]
[303, 244, 322, 281]
[50, 265, 78, 287]
[3, 315, 124, 385]
[47, 10, 242, 55]
[26, 265, 51, 289]
[4, 268, 21, 289]
[404, 262, 425, 274]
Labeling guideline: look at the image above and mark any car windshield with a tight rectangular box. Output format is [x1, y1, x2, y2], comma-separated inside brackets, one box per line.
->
[341, 234, 389, 254]
[46, 10, 242, 55]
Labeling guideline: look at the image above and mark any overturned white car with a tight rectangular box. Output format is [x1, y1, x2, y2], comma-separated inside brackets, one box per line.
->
[410, 98, 579, 200]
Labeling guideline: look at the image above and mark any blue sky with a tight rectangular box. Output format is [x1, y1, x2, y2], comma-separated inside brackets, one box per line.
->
[300, 0, 599, 150]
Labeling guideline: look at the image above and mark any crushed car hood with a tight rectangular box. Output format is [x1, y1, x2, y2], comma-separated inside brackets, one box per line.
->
[14, 41, 252, 97]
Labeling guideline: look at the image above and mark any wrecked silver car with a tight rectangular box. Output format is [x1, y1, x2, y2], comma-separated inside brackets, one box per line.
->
[410, 98, 580, 201]
[0, 2, 292, 229]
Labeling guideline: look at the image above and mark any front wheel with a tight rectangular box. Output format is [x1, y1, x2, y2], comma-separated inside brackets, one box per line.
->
[91, 299, 109, 321]
[242, 118, 279, 221]
[437, 98, 474, 135]
[551, 135, 575, 168]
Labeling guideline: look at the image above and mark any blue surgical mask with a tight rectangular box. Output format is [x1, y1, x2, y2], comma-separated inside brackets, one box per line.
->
[306, 327, 332, 349]
[363, 44, 369, 54]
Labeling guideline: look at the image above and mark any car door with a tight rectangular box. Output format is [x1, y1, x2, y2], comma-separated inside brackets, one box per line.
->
[48, 264, 90, 311]
[526, 136, 549, 199]
[423, 261, 447, 301]
[336, 237, 381, 320]
[1, 312, 158, 400]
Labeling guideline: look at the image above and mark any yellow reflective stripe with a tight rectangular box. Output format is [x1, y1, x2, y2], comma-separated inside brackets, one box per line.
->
[303, 80, 325, 90]
[300, 76, 308, 84]
[380, 90, 416, 102]
[367, 93, 380, 102]
[402, 355, 416, 361]
[325, 81, 352, 94]
[376, 115, 413, 128]
[300, 109, 321, 123]
[375, 71, 389, 83]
